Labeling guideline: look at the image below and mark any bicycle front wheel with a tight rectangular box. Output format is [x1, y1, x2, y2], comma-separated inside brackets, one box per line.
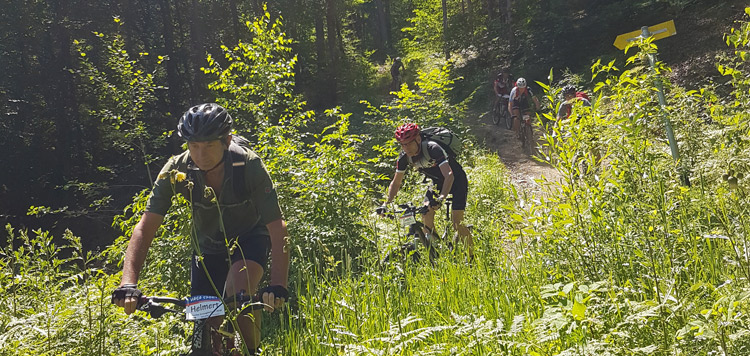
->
[503, 109, 512, 130]
[492, 107, 501, 125]
[522, 122, 535, 155]
[413, 227, 439, 263]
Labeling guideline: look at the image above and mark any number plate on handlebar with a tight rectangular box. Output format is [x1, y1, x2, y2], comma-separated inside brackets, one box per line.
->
[400, 213, 417, 227]
[185, 295, 225, 320]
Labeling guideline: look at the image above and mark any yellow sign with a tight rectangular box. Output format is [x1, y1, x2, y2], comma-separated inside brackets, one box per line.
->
[613, 20, 676, 50]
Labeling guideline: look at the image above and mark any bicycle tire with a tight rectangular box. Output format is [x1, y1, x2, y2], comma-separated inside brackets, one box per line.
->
[523, 122, 535, 155]
[381, 241, 419, 265]
[492, 106, 501, 125]
[413, 227, 439, 263]
[188, 319, 215, 355]
[503, 109, 512, 130]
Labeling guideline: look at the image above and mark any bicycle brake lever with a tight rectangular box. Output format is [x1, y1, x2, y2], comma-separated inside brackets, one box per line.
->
[139, 299, 179, 318]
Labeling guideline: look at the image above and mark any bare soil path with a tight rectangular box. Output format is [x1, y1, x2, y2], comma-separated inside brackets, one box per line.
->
[466, 110, 561, 193]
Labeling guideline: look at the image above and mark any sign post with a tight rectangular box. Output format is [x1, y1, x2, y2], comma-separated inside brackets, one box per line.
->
[614, 20, 689, 186]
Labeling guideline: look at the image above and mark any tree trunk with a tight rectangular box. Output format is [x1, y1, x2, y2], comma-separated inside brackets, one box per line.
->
[315, 11, 326, 68]
[228, 0, 242, 45]
[119, 0, 140, 56]
[442, 0, 449, 60]
[505, 0, 512, 24]
[384, 0, 392, 50]
[324, 0, 338, 106]
[505, 0, 514, 43]
[159, 0, 182, 121]
[48, 0, 78, 177]
[373, 0, 388, 61]
[187, 0, 205, 100]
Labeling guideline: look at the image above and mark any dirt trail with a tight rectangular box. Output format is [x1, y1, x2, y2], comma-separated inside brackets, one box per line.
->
[466, 110, 561, 193]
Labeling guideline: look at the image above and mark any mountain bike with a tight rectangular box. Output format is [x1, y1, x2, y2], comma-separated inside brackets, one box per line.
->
[380, 190, 455, 265]
[137, 292, 264, 356]
[519, 111, 536, 155]
[492, 95, 512, 130]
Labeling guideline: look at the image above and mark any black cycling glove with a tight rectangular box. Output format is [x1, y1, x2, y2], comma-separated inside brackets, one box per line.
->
[111, 284, 142, 304]
[376, 205, 388, 215]
[426, 191, 443, 207]
[257, 285, 289, 301]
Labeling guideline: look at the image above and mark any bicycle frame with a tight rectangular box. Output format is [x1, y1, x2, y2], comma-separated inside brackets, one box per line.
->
[381, 191, 455, 264]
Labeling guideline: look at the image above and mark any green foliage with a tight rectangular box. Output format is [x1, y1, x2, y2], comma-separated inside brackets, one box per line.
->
[0, 225, 189, 355]
[108, 187, 193, 296]
[73, 19, 167, 184]
[10, 4, 750, 356]
[361, 64, 470, 174]
[202, 7, 307, 134]
[526, 16, 750, 354]
[400, 0, 444, 60]
[260, 109, 380, 274]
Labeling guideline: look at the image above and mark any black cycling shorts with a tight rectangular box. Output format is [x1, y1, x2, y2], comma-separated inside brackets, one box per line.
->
[190, 225, 271, 297]
[511, 99, 532, 112]
[427, 174, 469, 211]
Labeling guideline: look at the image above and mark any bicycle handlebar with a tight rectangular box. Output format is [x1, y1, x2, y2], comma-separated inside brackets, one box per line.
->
[137, 293, 263, 319]
[379, 189, 452, 218]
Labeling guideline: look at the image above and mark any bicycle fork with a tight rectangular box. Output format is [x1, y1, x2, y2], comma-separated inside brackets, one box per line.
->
[190, 319, 213, 354]
[190, 319, 234, 356]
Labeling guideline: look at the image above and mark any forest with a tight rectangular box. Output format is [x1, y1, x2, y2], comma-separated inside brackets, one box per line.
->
[3, 0, 750, 354]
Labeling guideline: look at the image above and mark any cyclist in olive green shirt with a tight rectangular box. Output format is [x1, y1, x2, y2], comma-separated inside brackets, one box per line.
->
[112, 103, 290, 355]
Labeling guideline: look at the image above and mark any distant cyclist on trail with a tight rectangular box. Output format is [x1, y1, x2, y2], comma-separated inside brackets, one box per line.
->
[557, 85, 591, 121]
[111, 103, 290, 355]
[390, 57, 406, 90]
[379, 123, 474, 258]
[493, 68, 513, 110]
[508, 77, 541, 139]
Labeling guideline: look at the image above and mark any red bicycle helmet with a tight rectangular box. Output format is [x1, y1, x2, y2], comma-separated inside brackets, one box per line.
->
[394, 123, 420, 143]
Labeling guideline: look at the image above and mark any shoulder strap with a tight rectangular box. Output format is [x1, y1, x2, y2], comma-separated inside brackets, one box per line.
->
[228, 143, 248, 199]
[186, 157, 200, 203]
[421, 140, 431, 162]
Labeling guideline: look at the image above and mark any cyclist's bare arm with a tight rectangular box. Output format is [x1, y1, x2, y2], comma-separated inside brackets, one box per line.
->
[385, 170, 406, 204]
[437, 163, 454, 201]
[263, 218, 290, 311]
[533, 96, 541, 111]
[118, 211, 164, 314]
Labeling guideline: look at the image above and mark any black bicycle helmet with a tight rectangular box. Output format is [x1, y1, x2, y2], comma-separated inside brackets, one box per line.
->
[562, 85, 576, 96]
[177, 103, 233, 142]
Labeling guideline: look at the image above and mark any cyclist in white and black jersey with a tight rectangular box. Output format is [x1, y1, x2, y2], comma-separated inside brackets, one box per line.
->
[380, 123, 473, 257]
[508, 77, 541, 139]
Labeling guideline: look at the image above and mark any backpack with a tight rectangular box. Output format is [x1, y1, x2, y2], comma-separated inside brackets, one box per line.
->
[187, 135, 252, 202]
[420, 127, 462, 158]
